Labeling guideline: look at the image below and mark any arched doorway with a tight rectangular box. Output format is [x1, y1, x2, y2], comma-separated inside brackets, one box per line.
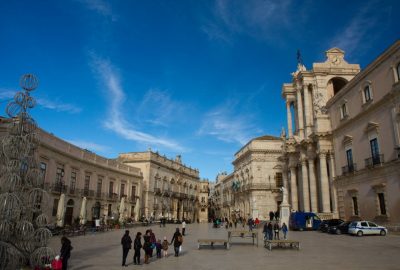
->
[64, 199, 74, 226]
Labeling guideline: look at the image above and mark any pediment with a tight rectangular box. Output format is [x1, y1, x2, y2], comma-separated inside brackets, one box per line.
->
[365, 121, 379, 133]
[326, 47, 345, 54]
[342, 135, 353, 145]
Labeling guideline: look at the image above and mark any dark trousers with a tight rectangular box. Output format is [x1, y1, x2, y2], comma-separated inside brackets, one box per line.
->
[122, 248, 129, 265]
[62, 257, 69, 270]
[133, 249, 141, 264]
[174, 246, 180, 256]
[182, 228, 186, 235]
[274, 231, 280, 240]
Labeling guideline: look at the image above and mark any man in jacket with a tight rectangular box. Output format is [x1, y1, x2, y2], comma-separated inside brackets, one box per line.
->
[121, 230, 132, 267]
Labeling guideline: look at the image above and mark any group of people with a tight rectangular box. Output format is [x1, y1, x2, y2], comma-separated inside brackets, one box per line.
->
[121, 227, 184, 266]
[263, 222, 288, 240]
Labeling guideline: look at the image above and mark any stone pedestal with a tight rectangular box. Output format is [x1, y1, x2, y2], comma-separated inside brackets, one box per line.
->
[279, 202, 290, 229]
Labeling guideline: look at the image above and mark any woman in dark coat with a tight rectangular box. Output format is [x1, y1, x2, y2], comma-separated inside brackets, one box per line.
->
[170, 228, 182, 257]
[60, 236, 72, 270]
[133, 232, 142, 265]
[121, 230, 132, 266]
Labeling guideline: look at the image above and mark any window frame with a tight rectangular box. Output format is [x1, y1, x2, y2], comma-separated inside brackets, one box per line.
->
[363, 84, 372, 103]
[397, 62, 400, 82]
[340, 102, 349, 120]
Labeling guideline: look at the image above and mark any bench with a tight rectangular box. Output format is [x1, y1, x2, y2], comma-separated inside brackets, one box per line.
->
[198, 239, 230, 249]
[228, 230, 259, 247]
[264, 240, 300, 251]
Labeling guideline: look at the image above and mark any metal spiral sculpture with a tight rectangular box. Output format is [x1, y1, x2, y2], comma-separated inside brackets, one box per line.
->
[0, 74, 54, 269]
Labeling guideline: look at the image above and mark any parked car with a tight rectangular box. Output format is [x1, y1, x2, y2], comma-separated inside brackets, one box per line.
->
[319, 219, 344, 232]
[289, 212, 321, 231]
[328, 221, 351, 234]
[348, 221, 387, 236]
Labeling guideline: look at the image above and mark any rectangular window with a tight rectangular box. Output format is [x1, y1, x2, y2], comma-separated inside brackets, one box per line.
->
[131, 186, 136, 197]
[52, 198, 59, 216]
[109, 181, 114, 195]
[70, 170, 77, 192]
[39, 162, 47, 185]
[121, 183, 125, 197]
[107, 204, 112, 217]
[55, 166, 64, 193]
[340, 103, 348, 119]
[84, 175, 90, 196]
[370, 138, 380, 164]
[275, 173, 283, 187]
[97, 177, 103, 197]
[378, 193, 386, 215]
[364, 86, 372, 102]
[352, 196, 359, 216]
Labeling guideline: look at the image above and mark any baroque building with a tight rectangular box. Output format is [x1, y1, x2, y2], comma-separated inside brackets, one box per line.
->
[281, 48, 361, 218]
[0, 117, 143, 225]
[326, 41, 400, 224]
[118, 151, 208, 222]
[212, 136, 284, 220]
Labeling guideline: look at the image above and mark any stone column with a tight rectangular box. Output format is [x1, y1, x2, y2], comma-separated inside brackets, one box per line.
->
[296, 89, 304, 139]
[289, 166, 298, 211]
[303, 86, 312, 137]
[286, 101, 293, 137]
[308, 158, 318, 212]
[319, 152, 331, 212]
[329, 154, 338, 214]
[300, 158, 310, 212]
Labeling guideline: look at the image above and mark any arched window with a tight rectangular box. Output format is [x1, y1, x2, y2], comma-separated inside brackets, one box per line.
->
[363, 85, 372, 103]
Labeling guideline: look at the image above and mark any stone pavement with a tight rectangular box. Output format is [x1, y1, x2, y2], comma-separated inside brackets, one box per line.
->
[48, 223, 400, 270]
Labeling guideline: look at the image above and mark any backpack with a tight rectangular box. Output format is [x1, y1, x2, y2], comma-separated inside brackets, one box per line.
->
[177, 235, 183, 243]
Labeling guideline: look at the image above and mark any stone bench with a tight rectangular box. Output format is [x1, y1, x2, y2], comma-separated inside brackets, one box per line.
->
[198, 239, 230, 249]
[264, 239, 300, 251]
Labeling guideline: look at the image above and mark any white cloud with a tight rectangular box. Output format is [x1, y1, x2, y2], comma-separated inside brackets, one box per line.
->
[67, 139, 110, 153]
[0, 88, 82, 114]
[78, 0, 117, 21]
[202, 0, 294, 43]
[90, 55, 186, 152]
[136, 89, 186, 127]
[198, 99, 262, 145]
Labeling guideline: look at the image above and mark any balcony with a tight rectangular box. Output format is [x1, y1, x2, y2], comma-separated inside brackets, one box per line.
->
[154, 187, 161, 195]
[365, 154, 384, 168]
[50, 183, 67, 194]
[95, 191, 102, 199]
[222, 202, 230, 207]
[82, 189, 95, 198]
[68, 187, 77, 196]
[107, 193, 118, 202]
[129, 195, 138, 203]
[342, 163, 357, 175]
[180, 193, 188, 199]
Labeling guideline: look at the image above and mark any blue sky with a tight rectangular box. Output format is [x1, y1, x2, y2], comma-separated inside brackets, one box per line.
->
[0, 0, 398, 181]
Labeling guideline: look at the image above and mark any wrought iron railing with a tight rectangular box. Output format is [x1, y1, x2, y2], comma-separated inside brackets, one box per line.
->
[342, 163, 357, 175]
[365, 154, 384, 167]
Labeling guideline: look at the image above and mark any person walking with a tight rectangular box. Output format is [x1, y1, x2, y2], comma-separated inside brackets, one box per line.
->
[149, 229, 156, 257]
[170, 228, 183, 257]
[182, 219, 186, 236]
[162, 236, 170, 258]
[247, 217, 254, 231]
[143, 233, 152, 264]
[275, 210, 280, 221]
[273, 223, 280, 240]
[60, 236, 73, 270]
[121, 230, 132, 267]
[254, 218, 260, 229]
[269, 211, 275, 221]
[262, 222, 268, 240]
[267, 222, 273, 240]
[133, 232, 142, 265]
[282, 222, 288, 240]
[155, 239, 162, 258]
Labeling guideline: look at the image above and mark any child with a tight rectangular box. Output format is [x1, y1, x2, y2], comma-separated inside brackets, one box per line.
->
[155, 239, 162, 258]
[162, 236, 170, 258]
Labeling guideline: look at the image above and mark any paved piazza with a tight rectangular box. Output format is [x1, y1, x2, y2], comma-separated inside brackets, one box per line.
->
[48, 223, 400, 270]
